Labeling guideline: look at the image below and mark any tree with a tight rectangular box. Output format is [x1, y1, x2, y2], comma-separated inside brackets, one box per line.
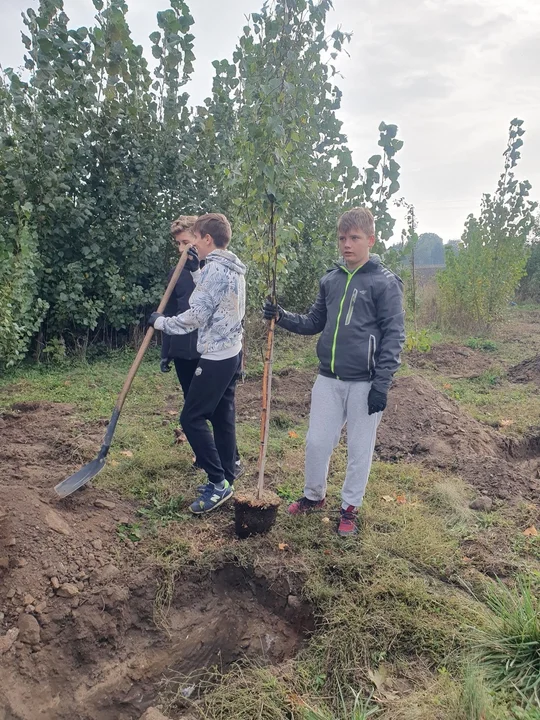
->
[201, 0, 403, 310]
[0, 0, 405, 366]
[518, 215, 540, 302]
[437, 119, 538, 331]
[0, 0, 203, 364]
[415, 233, 445, 266]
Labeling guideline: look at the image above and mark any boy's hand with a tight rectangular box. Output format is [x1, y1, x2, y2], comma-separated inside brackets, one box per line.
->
[160, 358, 172, 373]
[149, 312, 165, 331]
[263, 298, 282, 321]
[368, 388, 387, 415]
[185, 246, 200, 272]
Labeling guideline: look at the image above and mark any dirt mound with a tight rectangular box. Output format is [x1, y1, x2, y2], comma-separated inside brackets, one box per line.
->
[378, 376, 540, 500]
[405, 344, 493, 378]
[507, 355, 540, 384]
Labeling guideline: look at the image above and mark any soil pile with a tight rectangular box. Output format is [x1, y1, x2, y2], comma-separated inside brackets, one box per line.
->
[237, 367, 313, 423]
[507, 355, 540, 384]
[405, 344, 494, 378]
[378, 375, 540, 500]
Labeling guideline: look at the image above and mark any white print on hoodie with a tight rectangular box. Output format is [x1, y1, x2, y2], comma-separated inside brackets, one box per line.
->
[156, 249, 246, 357]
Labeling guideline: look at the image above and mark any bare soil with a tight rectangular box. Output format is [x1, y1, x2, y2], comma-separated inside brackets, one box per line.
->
[507, 354, 540, 384]
[0, 403, 308, 720]
[405, 343, 495, 378]
[377, 375, 540, 500]
[236, 367, 313, 423]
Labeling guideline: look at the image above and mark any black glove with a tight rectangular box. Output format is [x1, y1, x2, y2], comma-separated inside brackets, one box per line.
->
[185, 246, 200, 272]
[368, 388, 387, 415]
[148, 311, 164, 328]
[160, 358, 172, 373]
[263, 297, 282, 321]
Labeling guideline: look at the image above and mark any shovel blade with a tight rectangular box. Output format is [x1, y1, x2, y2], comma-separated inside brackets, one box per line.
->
[54, 457, 106, 498]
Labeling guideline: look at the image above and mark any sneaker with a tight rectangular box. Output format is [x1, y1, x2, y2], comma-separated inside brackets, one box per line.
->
[189, 481, 233, 515]
[234, 460, 245, 480]
[197, 461, 243, 493]
[287, 496, 326, 515]
[338, 506, 358, 537]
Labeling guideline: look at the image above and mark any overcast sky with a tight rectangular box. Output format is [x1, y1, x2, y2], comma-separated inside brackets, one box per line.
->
[1, 0, 539, 242]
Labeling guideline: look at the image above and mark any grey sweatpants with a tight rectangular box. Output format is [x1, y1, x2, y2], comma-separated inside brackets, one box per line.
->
[304, 375, 382, 509]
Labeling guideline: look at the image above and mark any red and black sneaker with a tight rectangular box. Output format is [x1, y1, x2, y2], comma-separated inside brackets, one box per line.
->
[288, 496, 326, 515]
[338, 506, 359, 537]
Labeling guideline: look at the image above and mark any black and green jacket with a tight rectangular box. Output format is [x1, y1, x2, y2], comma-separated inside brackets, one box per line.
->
[277, 256, 405, 393]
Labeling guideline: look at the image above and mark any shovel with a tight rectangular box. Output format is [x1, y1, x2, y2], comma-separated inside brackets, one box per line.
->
[54, 247, 190, 498]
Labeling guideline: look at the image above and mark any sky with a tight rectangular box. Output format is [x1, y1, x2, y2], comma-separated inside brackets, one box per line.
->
[1, 0, 539, 242]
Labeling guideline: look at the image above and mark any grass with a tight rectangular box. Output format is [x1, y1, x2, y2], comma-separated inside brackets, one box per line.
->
[474, 577, 540, 707]
[3, 322, 540, 718]
[433, 370, 540, 435]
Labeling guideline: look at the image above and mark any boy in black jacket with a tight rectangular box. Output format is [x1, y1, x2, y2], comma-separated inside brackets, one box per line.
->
[161, 215, 242, 477]
[161, 216, 201, 397]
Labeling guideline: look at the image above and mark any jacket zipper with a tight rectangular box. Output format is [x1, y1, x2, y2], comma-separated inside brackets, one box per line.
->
[368, 334, 376, 373]
[331, 268, 359, 375]
[345, 289, 358, 326]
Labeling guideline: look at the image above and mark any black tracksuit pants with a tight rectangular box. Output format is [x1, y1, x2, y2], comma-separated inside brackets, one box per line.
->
[179, 352, 242, 486]
[174, 358, 200, 398]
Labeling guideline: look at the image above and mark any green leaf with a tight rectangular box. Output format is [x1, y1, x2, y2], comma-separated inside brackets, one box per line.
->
[368, 154, 381, 168]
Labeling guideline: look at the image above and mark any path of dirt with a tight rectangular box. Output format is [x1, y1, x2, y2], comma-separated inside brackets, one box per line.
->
[0, 402, 308, 720]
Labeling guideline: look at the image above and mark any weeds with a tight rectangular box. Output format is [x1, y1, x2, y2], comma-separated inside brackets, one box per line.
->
[466, 337, 498, 352]
[302, 684, 380, 719]
[474, 577, 540, 707]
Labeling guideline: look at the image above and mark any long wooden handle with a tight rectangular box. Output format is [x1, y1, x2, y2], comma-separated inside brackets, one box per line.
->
[257, 317, 276, 499]
[114, 248, 190, 413]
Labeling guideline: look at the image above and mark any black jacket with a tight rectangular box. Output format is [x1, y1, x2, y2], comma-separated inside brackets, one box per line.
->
[161, 266, 200, 361]
[277, 256, 405, 393]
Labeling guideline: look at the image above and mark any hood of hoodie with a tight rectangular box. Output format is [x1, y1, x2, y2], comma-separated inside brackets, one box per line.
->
[206, 249, 247, 275]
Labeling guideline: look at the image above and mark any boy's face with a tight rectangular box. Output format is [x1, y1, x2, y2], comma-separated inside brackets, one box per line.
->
[338, 226, 375, 270]
[172, 229, 194, 252]
[191, 231, 214, 260]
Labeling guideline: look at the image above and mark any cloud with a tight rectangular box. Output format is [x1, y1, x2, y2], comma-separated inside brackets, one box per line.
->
[330, 0, 540, 238]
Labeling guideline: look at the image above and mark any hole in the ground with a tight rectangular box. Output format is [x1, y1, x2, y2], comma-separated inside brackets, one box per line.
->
[504, 430, 540, 460]
[0, 564, 312, 720]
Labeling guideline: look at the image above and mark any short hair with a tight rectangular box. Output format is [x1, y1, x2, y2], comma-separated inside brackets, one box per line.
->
[193, 213, 232, 248]
[338, 207, 375, 237]
[170, 215, 197, 235]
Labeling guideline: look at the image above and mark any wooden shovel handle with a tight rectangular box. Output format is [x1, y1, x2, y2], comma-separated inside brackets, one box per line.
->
[114, 247, 190, 413]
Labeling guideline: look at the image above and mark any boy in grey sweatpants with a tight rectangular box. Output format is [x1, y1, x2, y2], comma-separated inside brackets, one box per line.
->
[264, 207, 405, 536]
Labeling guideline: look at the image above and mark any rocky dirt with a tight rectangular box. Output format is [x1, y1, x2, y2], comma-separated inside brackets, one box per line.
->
[0, 402, 309, 720]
